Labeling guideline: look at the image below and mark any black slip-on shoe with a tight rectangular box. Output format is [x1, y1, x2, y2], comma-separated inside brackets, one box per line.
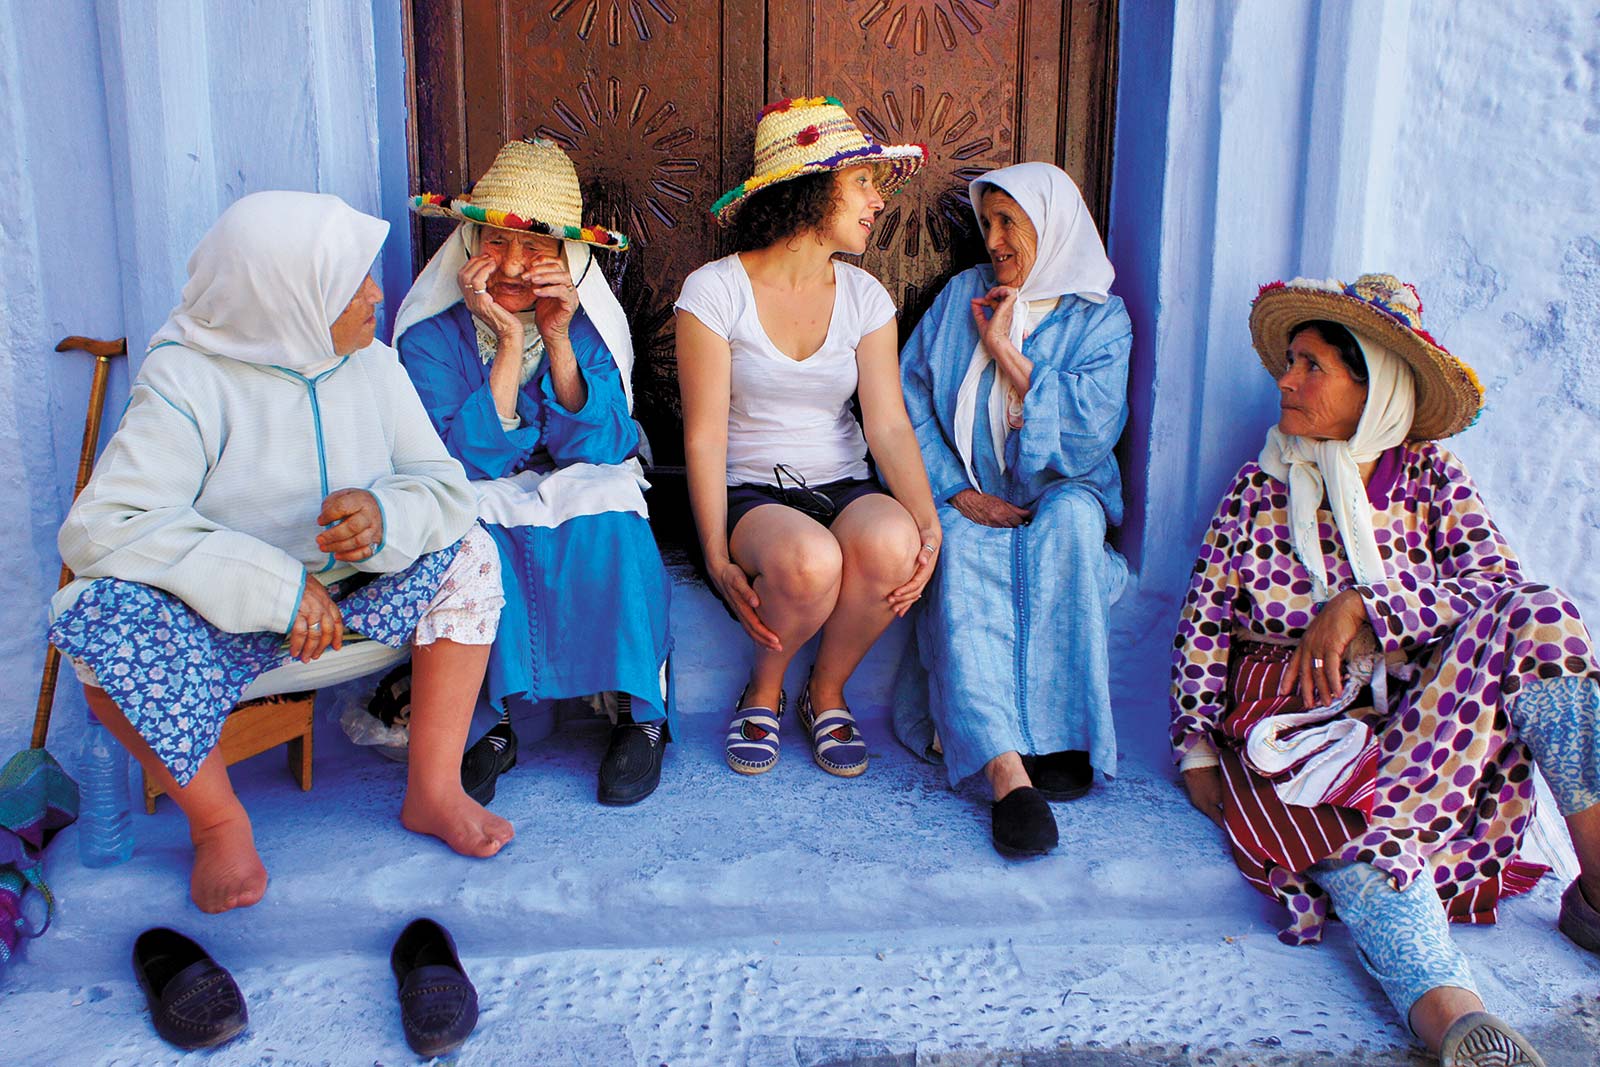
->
[991, 786, 1059, 858]
[132, 927, 248, 1050]
[1021, 750, 1094, 801]
[391, 917, 479, 1058]
[461, 720, 517, 806]
[597, 720, 667, 806]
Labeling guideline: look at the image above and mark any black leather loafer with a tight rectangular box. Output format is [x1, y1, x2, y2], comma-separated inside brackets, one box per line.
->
[391, 917, 479, 1058]
[461, 720, 517, 805]
[991, 786, 1059, 858]
[597, 721, 667, 806]
[1021, 750, 1094, 801]
[132, 927, 248, 1050]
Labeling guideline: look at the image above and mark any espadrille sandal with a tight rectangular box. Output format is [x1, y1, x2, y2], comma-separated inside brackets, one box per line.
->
[1438, 1012, 1545, 1067]
[797, 678, 868, 778]
[726, 688, 784, 775]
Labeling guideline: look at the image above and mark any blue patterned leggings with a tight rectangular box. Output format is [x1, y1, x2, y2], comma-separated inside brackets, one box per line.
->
[1307, 858, 1475, 1028]
[1305, 676, 1600, 1028]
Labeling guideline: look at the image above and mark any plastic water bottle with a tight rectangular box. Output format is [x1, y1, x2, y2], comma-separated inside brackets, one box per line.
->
[77, 711, 134, 867]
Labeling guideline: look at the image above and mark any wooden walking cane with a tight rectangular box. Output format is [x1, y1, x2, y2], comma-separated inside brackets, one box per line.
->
[29, 336, 127, 749]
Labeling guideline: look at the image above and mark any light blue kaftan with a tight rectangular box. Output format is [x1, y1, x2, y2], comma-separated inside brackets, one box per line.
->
[398, 303, 673, 731]
[894, 266, 1129, 784]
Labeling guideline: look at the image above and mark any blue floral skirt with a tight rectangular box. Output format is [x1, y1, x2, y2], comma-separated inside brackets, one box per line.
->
[49, 542, 462, 786]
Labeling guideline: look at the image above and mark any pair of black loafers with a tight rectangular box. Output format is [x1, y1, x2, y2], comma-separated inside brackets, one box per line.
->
[460, 717, 668, 807]
[991, 750, 1094, 858]
[133, 919, 479, 1057]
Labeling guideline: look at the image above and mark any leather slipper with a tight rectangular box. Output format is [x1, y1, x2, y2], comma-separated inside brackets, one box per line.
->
[1439, 1011, 1546, 1066]
[391, 917, 478, 1057]
[991, 786, 1059, 858]
[1558, 877, 1600, 955]
[131, 927, 248, 1050]
[1021, 750, 1094, 801]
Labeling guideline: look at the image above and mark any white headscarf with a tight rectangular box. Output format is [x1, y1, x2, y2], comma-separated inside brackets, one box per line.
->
[391, 222, 637, 411]
[151, 191, 389, 372]
[952, 162, 1115, 486]
[1257, 330, 1417, 602]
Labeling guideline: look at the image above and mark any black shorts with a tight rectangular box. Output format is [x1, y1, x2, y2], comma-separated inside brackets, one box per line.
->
[726, 477, 887, 539]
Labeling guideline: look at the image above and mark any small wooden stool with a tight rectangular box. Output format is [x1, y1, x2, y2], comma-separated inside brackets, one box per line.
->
[142, 691, 316, 813]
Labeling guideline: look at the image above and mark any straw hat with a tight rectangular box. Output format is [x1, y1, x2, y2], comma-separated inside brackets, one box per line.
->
[410, 138, 628, 250]
[711, 96, 926, 226]
[1250, 273, 1484, 440]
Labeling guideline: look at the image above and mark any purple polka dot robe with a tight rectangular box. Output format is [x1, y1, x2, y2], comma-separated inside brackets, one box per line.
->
[1171, 440, 1600, 944]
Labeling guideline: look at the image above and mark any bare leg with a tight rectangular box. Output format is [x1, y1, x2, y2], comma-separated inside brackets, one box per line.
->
[809, 495, 920, 708]
[399, 639, 515, 857]
[1409, 987, 1487, 1053]
[983, 751, 1033, 802]
[729, 505, 842, 709]
[83, 686, 267, 914]
[1566, 802, 1600, 908]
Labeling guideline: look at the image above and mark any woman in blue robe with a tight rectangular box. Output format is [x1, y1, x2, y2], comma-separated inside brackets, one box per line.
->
[395, 139, 674, 807]
[896, 163, 1130, 856]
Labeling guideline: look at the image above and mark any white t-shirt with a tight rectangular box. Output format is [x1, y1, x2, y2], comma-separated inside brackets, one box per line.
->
[675, 254, 897, 486]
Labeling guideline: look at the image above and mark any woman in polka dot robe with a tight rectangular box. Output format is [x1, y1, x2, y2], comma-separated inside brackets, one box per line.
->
[1170, 275, 1600, 1067]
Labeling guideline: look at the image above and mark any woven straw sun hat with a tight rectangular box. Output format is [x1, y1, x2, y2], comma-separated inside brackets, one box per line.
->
[1250, 273, 1485, 440]
[711, 96, 927, 226]
[410, 137, 628, 250]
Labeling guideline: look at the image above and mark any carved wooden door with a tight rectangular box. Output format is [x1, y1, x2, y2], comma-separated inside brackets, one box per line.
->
[407, 0, 1117, 468]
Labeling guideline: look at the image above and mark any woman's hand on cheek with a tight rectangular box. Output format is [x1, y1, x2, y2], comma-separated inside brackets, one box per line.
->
[525, 261, 578, 342]
[457, 255, 523, 340]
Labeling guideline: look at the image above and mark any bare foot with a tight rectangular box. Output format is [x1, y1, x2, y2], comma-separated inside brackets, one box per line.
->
[189, 812, 268, 914]
[401, 789, 514, 858]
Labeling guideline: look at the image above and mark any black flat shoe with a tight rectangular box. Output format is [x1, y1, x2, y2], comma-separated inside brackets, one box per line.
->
[391, 917, 479, 1058]
[991, 786, 1059, 858]
[1021, 750, 1094, 801]
[597, 720, 667, 806]
[461, 720, 517, 805]
[132, 927, 248, 1050]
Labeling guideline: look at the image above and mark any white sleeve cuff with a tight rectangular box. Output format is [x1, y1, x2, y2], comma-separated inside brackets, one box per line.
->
[1179, 739, 1220, 773]
[498, 410, 521, 431]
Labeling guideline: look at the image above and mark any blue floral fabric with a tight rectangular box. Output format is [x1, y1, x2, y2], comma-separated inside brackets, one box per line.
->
[49, 541, 461, 786]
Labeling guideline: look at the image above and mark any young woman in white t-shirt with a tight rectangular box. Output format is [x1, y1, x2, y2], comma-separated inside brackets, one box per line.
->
[675, 96, 942, 779]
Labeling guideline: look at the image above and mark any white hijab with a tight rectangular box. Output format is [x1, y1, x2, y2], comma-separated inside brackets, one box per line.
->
[391, 222, 637, 411]
[151, 191, 389, 372]
[1257, 330, 1417, 603]
[952, 163, 1115, 486]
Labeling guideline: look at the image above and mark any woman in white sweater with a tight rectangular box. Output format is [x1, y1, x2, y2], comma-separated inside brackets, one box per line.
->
[49, 191, 512, 914]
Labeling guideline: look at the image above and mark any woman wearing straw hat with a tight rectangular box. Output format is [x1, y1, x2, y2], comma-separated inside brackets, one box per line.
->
[892, 163, 1130, 858]
[48, 192, 512, 914]
[1171, 274, 1600, 1066]
[675, 96, 940, 779]
[395, 139, 674, 807]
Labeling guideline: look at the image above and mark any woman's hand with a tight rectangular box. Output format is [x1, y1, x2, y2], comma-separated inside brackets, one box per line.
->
[1281, 588, 1372, 708]
[457, 254, 524, 343]
[950, 488, 1031, 528]
[523, 260, 579, 343]
[316, 488, 384, 562]
[708, 558, 782, 652]
[970, 286, 1019, 357]
[288, 574, 343, 662]
[887, 519, 942, 617]
[1182, 765, 1226, 830]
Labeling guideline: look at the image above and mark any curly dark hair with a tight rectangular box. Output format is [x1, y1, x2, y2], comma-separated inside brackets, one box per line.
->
[730, 171, 842, 252]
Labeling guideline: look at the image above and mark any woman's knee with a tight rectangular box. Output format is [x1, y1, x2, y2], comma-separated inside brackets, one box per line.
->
[758, 536, 843, 604]
[840, 509, 920, 584]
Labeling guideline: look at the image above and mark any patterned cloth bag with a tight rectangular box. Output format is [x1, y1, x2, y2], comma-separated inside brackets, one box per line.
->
[0, 747, 79, 963]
